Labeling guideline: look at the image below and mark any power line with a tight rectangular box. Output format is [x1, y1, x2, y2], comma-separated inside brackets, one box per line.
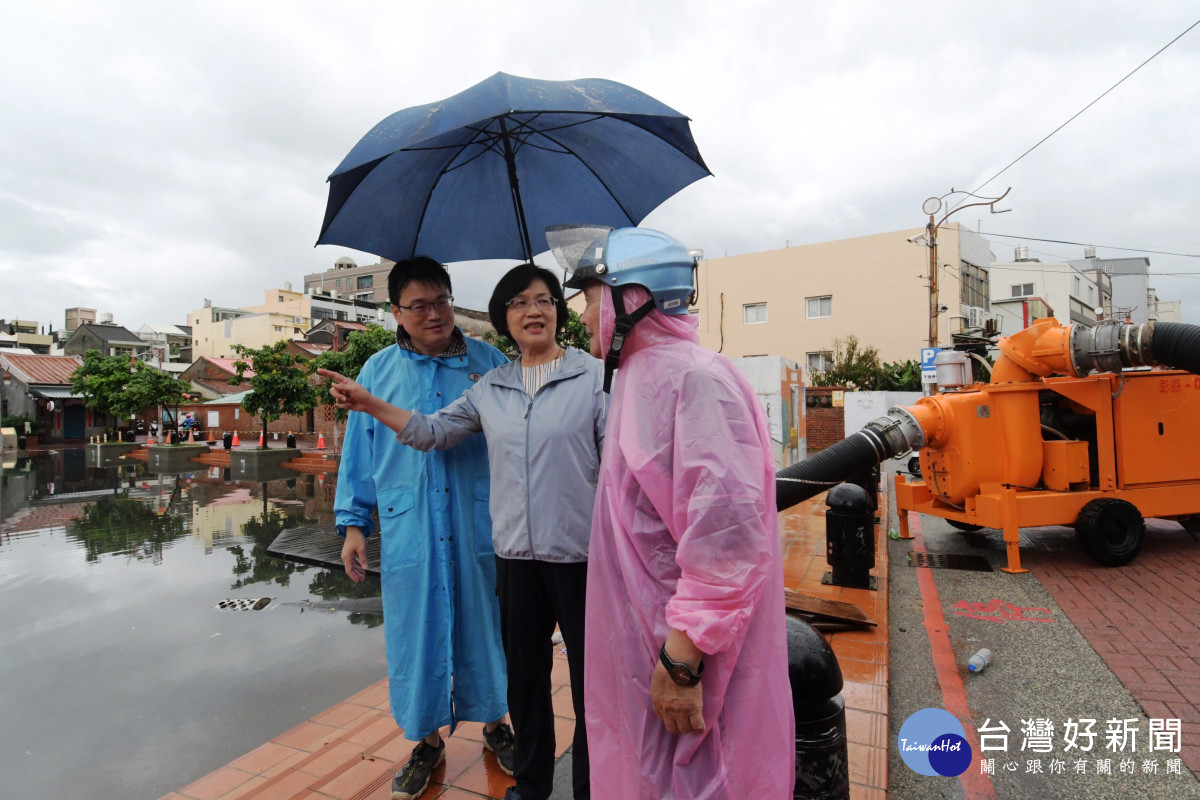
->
[977, 231, 1200, 260]
[963, 17, 1200, 200]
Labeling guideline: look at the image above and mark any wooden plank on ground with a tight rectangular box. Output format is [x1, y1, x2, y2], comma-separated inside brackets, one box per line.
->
[784, 588, 876, 627]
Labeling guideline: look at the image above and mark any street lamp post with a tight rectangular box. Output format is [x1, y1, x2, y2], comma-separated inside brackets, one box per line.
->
[915, 188, 1011, 349]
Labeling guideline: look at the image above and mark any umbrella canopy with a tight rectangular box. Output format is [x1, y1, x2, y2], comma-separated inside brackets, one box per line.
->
[316, 72, 710, 263]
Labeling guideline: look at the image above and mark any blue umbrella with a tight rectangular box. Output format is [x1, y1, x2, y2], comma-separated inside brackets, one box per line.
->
[316, 72, 710, 263]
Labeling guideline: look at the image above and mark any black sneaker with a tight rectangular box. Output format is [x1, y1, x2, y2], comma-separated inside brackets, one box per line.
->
[391, 738, 445, 800]
[483, 722, 516, 776]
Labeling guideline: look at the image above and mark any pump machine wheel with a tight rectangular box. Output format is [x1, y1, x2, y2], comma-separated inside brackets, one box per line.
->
[1074, 498, 1145, 567]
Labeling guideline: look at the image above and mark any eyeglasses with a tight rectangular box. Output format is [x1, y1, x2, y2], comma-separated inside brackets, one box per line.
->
[397, 296, 454, 316]
[505, 295, 558, 312]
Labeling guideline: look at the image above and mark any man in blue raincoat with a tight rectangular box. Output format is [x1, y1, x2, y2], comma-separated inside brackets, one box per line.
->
[334, 257, 514, 800]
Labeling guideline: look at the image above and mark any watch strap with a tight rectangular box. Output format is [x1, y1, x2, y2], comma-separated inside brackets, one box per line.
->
[659, 644, 704, 686]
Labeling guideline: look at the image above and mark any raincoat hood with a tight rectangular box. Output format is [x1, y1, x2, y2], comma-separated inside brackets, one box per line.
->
[597, 282, 699, 373]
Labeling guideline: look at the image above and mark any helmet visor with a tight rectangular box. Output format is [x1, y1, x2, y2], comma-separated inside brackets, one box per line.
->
[547, 224, 614, 288]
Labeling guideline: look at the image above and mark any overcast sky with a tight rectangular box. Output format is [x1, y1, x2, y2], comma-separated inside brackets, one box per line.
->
[4, 1, 1200, 335]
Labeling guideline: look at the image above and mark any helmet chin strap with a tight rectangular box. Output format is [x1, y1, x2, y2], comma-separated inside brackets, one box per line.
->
[603, 285, 655, 393]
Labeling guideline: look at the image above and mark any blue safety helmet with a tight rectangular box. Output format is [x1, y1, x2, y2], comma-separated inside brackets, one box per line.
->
[549, 224, 698, 391]
[552, 225, 696, 316]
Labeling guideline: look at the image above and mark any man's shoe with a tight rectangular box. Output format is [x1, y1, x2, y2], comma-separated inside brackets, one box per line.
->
[483, 722, 516, 776]
[391, 739, 445, 800]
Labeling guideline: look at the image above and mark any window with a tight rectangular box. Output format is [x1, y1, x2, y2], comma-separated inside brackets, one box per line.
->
[959, 262, 990, 309]
[1012, 283, 1034, 298]
[807, 352, 831, 374]
[274, 326, 283, 332]
[358, 275, 374, 289]
[743, 302, 768, 325]
[806, 296, 832, 318]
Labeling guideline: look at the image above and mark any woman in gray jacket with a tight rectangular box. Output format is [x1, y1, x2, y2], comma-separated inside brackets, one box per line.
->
[321, 264, 604, 800]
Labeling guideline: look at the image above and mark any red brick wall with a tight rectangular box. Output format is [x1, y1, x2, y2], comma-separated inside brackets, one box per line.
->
[172, 402, 341, 444]
[805, 386, 846, 450]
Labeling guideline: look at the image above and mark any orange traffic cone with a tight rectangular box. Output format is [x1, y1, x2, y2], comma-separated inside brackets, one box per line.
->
[232, 430, 240, 447]
[208, 429, 216, 443]
[187, 429, 195, 444]
[317, 432, 326, 450]
[258, 431, 265, 448]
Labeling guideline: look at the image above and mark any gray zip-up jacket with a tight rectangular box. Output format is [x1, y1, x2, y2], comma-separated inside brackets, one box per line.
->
[396, 346, 605, 562]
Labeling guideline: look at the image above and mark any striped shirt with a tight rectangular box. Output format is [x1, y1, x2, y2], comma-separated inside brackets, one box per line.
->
[521, 352, 564, 397]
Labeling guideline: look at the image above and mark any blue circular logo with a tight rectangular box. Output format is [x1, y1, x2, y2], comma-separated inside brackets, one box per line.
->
[897, 708, 972, 776]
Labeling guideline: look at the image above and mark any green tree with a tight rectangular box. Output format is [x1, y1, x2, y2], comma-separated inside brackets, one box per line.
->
[880, 360, 923, 391]
[70, 350, 134, 429]
[309, 324, 394, 410]
[309, 325, 394, 451]
[809, 338, 926, 392]
[231, 342, 319, 447]
[808, 335, 885, 390]
[126, 362, 191, 438]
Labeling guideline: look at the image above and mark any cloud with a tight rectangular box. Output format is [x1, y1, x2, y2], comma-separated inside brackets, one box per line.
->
[3, 0, 1199, 331]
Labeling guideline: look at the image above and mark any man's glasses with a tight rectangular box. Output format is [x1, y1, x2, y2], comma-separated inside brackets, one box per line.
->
[506, 295, 558, 312]
[397, 296, 454, 316]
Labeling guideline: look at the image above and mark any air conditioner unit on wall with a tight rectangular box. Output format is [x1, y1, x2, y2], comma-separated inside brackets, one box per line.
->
[967, 306, 985, 328]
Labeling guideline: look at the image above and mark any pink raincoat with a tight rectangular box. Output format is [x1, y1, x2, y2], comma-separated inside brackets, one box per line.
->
[584, 285, 795, 799]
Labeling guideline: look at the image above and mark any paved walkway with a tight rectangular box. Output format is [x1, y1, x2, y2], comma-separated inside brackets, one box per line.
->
[159, 490, 890, 800]
[1021, 519, 1200, 778]
[888, 463, 1200, 799]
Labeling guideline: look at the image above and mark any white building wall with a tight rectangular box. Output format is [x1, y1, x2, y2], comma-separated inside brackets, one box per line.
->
[988, 262, 1101, 328]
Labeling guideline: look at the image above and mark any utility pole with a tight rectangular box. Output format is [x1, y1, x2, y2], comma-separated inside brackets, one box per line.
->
[915, 188, 1011, 350]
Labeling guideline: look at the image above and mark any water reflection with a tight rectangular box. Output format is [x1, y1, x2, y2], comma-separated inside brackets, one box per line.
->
[0, 448, 385, 800]
[69, 496, 188, 563]
[3, 452, 380, 621]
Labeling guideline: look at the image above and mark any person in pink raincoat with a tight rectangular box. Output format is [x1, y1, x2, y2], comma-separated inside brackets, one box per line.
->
[550, 226, 795, 799]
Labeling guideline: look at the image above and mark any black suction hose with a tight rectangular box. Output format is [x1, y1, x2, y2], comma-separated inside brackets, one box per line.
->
[1151, 323, 1200, 376]
[776, 427, 897, 511]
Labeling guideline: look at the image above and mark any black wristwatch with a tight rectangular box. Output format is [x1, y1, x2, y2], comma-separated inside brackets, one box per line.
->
[659, 645, 704, 686]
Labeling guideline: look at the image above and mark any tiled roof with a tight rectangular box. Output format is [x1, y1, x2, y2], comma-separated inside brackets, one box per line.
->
[199, 357, 256, 378]
[292, 341, 331, 355]
[193, 378, 252, 396]
[75, 323, 143, 343]
[0, 353, 84, 386]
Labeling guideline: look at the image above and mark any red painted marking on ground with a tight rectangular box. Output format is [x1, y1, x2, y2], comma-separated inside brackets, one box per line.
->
[909, 512, 997, 799]
[950, 599, 1053, 623]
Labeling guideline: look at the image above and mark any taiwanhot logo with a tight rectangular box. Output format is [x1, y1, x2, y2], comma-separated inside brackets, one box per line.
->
[897, 708, 972, 777]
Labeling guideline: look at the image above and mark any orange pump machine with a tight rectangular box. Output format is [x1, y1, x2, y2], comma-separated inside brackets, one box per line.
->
[891, 318, 1200, 572]
[774, 318, 1200, 573]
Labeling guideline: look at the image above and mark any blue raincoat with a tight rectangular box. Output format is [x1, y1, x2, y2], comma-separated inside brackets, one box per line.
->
[335, 335, 509, 739]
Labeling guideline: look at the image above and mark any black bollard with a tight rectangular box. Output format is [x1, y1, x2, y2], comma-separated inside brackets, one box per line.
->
[170, 430, 178, 445]
[222, 431, 232, 450]
[845, 465, 880, 514]
[822, 482, 876, 590]
[17, 435, 26, 450]
[788, 615, 849, 799]
[286, 432, 296, 449]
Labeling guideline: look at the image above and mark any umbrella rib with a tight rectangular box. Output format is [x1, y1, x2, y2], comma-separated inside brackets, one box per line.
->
[532, 128, 638, 224]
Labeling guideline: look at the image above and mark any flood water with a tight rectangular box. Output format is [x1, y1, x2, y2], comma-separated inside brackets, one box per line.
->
[0, 448, 386, 800]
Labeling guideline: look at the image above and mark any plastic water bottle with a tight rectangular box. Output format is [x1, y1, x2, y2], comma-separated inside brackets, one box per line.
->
[967, 648, 993, 673]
